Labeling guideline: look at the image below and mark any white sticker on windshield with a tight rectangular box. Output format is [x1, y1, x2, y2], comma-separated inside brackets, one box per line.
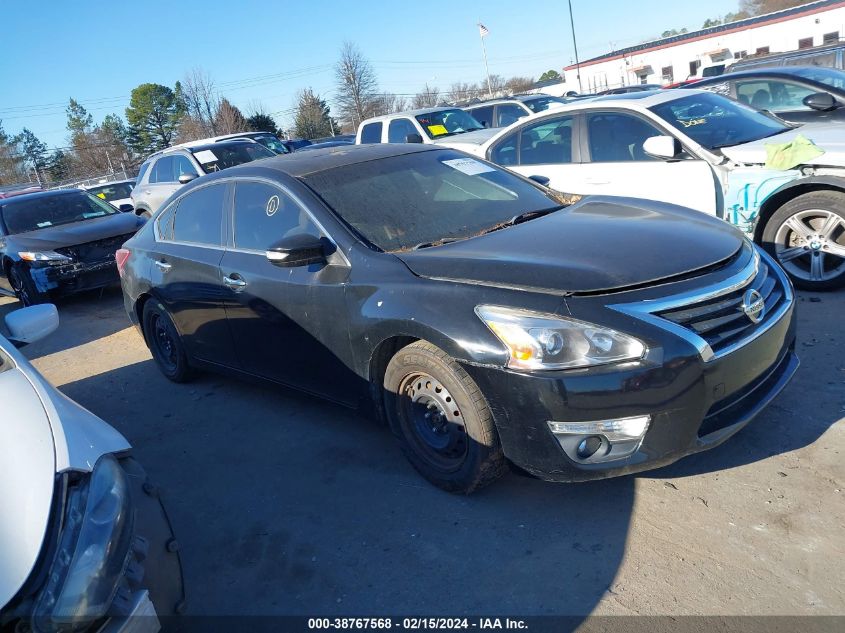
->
[193, 149, 218, 164]
[441, 158, 495, 176]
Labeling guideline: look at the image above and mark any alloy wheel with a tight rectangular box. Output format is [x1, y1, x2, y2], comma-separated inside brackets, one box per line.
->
[773, 209, 845, 283]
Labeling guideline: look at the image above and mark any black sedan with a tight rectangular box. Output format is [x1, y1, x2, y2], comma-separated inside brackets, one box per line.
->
[684, 66, 845, 123]
[118, 144, 798, 493]
[0, 189, 145, 306]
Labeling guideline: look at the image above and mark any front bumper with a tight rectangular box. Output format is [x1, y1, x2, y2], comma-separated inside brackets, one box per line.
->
[464, 292, 798, 483]
[29, 259, 120, 296]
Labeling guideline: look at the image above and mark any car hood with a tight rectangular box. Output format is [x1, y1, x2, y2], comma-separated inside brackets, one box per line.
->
[394, 196, 745, 294]
[433, 128, 499, 152]
[7, 213, 143, 251]
[0, 336, 130, 608]
[720, 123, 845, 167]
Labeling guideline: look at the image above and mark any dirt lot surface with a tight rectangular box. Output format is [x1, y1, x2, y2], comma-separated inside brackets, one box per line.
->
[3, 287, 843, 620]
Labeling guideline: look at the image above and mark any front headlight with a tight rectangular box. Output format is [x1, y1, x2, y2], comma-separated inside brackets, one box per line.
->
[33, 455, 134, 633]
[476, 305, 646, 370]
[19, 251, 72, 263]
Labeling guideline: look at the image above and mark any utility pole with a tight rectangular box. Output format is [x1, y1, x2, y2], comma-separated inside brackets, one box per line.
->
[478, 22, 493, 96]
[568, 0, 583, 93]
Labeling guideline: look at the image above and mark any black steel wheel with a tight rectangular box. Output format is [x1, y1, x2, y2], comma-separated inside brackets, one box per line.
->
[383, 340, 505, 494]
[142, 301, 193, 382]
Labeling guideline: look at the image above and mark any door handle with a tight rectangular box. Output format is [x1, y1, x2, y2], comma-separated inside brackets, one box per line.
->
[154, 260, 172, 272]
[223, 274, 247, 290]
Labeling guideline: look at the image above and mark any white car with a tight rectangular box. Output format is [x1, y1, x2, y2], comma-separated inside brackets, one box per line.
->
[458, 89, 845, 290]
[0, 305, 184, 632]
[356, 107, 497, 149]
[463, 94, 569, 128]
[83, 180, 135, 211]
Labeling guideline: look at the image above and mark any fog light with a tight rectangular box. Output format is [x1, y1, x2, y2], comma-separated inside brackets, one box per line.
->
[576, 436, 603, 459]
[548, 415, 651, 463]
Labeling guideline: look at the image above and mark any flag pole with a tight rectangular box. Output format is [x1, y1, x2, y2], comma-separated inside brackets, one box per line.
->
[478, 22, 493, 96]
[567, 0, 582, 93]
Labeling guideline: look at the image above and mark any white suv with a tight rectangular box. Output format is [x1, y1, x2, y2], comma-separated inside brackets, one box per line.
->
[131, 139, 274, 217]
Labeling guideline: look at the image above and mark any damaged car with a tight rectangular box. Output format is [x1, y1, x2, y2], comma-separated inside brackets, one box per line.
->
[461, 89, 845, 290]
[0, 188, 145, 306]
[119, 145, 798, 493]
[0, 303, 184, 631]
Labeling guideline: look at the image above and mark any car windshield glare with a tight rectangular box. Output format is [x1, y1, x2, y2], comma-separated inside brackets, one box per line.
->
[650, 92, 790, 150]
[192, 143, 275, 173]
[1, 192, 119, 234]
[791, 66, 845, 90]
[302, 150, 563, 252]
[415, 110, 485, 139]
[252, 134, 289, 154]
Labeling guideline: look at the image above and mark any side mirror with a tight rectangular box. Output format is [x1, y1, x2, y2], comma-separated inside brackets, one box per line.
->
[529, 175, 551, 187]
[266, 233, 330, 268]
[643, 135, 682, 160]
[405, 133, 424, 144]
[178, 173, 198, 185]
[118, 203, 134, 213]
[4, 304, 59, 347]
[803, 92, 838, 112]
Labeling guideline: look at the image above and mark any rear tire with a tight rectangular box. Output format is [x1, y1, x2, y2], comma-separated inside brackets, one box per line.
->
[761, 191, 845, 290]
[383, 340, 505, 494]
[9, 263, 49, 307]
[142, 301, 194, 383]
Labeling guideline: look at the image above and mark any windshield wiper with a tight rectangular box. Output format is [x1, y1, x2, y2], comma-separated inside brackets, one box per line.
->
[479, 206, 564, 236]
[411, 237, 463, 250]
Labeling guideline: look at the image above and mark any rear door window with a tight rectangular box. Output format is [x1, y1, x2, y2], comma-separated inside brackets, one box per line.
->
[171, 184, 226, 246]
[360, 122, 383, 144]
[518, 115, 575, 165]
[387, 119, 418, 143]
[149, 157, 175, 183]
[495, 103, 528, 127]
[469, 105, 494, 128]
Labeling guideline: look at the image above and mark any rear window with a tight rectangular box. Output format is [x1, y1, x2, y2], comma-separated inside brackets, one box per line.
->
[191, 143, 274, 173]
[359, 122, 382, 144]
[87, 182, 134, 202]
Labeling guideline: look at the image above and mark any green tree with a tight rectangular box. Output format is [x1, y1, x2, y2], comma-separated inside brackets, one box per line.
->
[0, 121, 25, 185]
[125, 83, 184, 154]
[246, 113, 278, 134]
[13, 128, 49, 174]
[48, 149, 73, 181]
[538, 70, 562, 83]
[66, 98, 94, 138]
[293, 89, 337, 139]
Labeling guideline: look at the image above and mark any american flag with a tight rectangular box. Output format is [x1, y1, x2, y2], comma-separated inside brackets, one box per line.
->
[478, 23, 489, 37]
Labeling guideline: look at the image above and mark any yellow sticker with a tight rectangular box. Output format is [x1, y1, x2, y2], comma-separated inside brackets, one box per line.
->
[428, 124, 448, 136]
[96, 192, 106, 199]
[680, 118, 707, 128]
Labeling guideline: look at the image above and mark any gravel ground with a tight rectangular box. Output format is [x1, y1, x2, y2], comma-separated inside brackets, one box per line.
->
[3, 286, 843, 621]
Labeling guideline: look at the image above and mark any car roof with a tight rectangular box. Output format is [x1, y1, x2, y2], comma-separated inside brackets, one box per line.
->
[0, 188, 84, 205]
[222, 143, 441, 178]
[360, 106, 460, 124]
[709, 66, 845, 81]
[184, 139, 261, 153]
[465, 94, 559, 106]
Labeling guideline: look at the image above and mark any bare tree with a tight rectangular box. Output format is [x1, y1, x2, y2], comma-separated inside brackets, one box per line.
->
[505, 76, 535, 95]
[411, 84, 442, 109]
[370, 93, 408, 116]
[446, 82, 480, 104]
[180, 68, 220, 135]
[214, 98, 249, 135]
[335, 42, 380, 130]
[487, 74, 507, 96]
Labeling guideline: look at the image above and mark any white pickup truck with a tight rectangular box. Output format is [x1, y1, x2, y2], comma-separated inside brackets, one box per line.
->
[355, 107, 497, 151]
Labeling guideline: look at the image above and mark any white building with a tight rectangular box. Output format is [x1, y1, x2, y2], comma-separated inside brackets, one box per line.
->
[558, 0, 845, 93]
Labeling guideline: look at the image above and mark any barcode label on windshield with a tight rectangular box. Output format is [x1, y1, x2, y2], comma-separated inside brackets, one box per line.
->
[441, 158, 495, 176]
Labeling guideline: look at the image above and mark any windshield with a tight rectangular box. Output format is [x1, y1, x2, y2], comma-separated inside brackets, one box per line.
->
[302, 149, 562, 252]
[650, 92, 791, 150]
[524, 97, 567, 112]
[790, 66, 845, 90]
[191, 143, 275, 173]
[251, 134, 290, 154]
[1, 192, 119, 234]
[87, 182, 134, 203]
[415, 109, 484, 139]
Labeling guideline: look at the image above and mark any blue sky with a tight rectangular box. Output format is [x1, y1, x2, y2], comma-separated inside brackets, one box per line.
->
[0, 0, 738, 148]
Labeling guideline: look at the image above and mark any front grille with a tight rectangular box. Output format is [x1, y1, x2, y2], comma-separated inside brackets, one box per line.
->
[55, 233, 135, 265]
[655, 256, 787, 355]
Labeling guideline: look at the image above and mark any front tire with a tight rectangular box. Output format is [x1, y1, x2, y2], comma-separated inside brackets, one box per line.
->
[383, 341, 505, 494]
[9, 263, 49, 306]
[761, 191, 845, 290]
[142, 301, 193, 382]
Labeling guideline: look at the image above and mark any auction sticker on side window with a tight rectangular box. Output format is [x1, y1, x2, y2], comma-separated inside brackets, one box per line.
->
[442, 157, 496, 176]
[193, 149, 218, 164]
